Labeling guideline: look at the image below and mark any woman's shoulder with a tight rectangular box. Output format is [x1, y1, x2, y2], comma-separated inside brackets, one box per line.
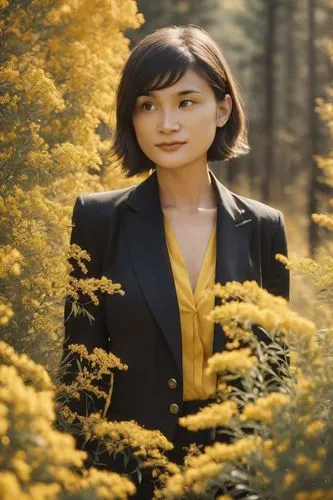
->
[71, 186, 137, 263]
[213, 173, 284, 227]
[78, 185, 136, 211]
[71, 185, 137, 236]
[230, 190, 284, 225]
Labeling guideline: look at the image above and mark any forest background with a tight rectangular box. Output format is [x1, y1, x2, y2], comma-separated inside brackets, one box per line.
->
[0, 0, 333, 498]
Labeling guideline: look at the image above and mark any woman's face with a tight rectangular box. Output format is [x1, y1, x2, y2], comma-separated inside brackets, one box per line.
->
[132, 68, 232, 171]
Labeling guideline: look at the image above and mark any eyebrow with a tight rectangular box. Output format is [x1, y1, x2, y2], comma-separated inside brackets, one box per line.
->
[138, 89, 202, 98]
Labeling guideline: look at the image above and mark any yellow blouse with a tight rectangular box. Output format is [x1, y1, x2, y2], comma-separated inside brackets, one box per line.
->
[163, 217, 217, 401]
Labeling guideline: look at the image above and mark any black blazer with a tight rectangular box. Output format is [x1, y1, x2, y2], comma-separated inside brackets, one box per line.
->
[61, 170, 289, 442]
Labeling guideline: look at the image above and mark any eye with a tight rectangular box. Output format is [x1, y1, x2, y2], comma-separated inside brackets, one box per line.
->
[141, 102, 155, 111]
[180, 99, 195, 108]
[138, 99, 195, 111]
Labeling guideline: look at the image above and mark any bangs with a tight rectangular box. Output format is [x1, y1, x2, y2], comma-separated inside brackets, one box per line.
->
[134, 45, 194, 96]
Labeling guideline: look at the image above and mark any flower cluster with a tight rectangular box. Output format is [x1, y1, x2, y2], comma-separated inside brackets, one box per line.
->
[179, 401, 238, 431]
[0, 351, 136, 499]
[0, 0, 141, 375]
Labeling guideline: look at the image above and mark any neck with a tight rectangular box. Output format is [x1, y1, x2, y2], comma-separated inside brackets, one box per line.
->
[156, 163, 217, 213]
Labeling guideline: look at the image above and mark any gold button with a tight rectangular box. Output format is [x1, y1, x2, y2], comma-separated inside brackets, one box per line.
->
[168, 378, 177, 389]
[169, 403, 179, 415]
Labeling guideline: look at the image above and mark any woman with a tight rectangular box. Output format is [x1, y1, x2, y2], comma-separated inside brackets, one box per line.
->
[61, 25, 289, 498]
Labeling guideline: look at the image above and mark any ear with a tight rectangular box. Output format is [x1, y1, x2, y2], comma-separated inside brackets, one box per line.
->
[216, 94, 232, 128]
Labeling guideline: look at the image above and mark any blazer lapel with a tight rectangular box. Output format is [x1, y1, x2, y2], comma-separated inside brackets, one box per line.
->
[123, 173, 183, 377]
[210, 171, 257, 353]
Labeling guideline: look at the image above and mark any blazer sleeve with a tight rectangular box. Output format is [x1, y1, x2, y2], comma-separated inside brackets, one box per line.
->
[254, 210, 290, 374]
[59, 195, 109, 416]
[266, 210, 290, 301]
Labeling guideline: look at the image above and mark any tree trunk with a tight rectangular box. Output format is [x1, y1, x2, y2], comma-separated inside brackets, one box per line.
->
[307, 0, 320, 256]
[284, 0, 297, 188]
[261, 0, 277, 203]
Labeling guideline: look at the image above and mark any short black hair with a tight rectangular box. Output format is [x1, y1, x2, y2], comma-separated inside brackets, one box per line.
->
[110, 24, 250, 177]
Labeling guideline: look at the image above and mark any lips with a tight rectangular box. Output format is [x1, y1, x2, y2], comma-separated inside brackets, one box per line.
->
[156, 142, 186, 151]
[156, 142, 186, 146]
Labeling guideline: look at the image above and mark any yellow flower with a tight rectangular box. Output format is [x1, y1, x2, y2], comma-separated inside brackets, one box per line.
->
[262, 439, 273, 451]
[0, 246, 23, 278]
[67, 274, 124, 306]
[304, 420, 325, 438]
[309, 461, 322, 474]
[297, 415, 311, 425]
[206, 348, 257, 376]
[0, 472, 23, 500]
[276, 438, 290, 453]
[240, 392, 290, 425]
[282, 471, 297, 489]
[217, 381, 232, 396]
[11, 451, 31, 482]
[0, 300, 14, 326]
[208, 281, 316, 350]
[295, 454, 308, 466]
[68, 344, 128, 372]
[312, 213, 333, 230]
[164, 473, 184, 496]
[297, 376, 315, 391]
[18, 66, 65, 112]
[92, 416, 173, 458]
[179, 401, 238, 431]
[264, 457, 276, 471]
[295, 490, 331, 500]
[0, 341, 53, 391]
[317, 447, 327, 458]
[200, 436, 261, 464]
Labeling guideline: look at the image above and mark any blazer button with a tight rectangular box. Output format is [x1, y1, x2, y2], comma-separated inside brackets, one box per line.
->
[168, 378, 177, 389]
[169, 403, 179, 415]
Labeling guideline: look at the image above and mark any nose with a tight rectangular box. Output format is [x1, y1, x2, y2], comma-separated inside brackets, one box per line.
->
[157, 109, 180, 133]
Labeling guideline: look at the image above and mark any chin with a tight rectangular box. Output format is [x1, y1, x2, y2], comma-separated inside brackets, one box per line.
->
[155, 161, 191, 170]
[152, 154, 201, 170]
